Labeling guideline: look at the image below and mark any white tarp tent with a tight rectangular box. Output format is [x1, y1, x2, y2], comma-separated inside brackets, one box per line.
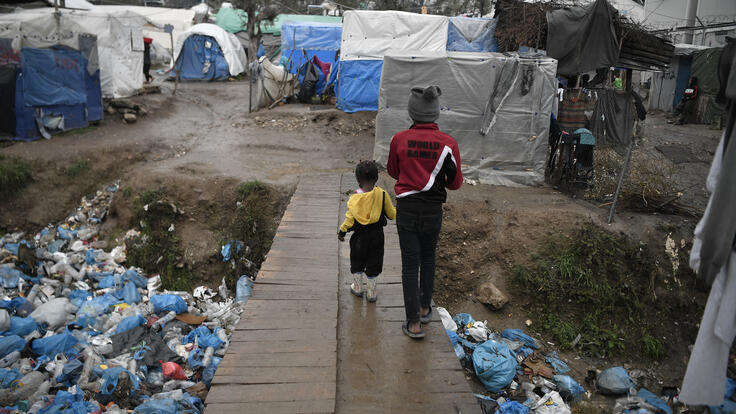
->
[94, 5, 195, 63]
[375, 52, 558, 187]
[340, 10, 448, 60]
[174, 23, 247, 77]
[5, 8, 148, 98]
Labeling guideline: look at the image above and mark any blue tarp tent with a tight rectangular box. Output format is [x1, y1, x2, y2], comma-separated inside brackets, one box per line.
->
[7, 47, 102, 141]
[280, 21, 341, 75]
[175, 34, 231, 81]
[447, 17, 497, 52]
[337, 60, 383, 113]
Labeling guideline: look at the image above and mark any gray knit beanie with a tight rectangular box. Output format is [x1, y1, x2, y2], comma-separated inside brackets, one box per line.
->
[408, 86, 442, 123]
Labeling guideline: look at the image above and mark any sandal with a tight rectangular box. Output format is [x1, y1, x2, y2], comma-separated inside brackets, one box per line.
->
[420, 308, 432, 324]
[402, 321, 425, 339]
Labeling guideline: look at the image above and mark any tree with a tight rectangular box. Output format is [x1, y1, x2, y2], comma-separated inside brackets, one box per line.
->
[235, 0, 279, 63]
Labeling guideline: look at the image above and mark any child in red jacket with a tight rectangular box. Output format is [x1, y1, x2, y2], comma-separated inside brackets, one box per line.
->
[387, 86, 462, 339]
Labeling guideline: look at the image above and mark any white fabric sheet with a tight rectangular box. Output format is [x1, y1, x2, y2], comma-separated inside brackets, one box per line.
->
[174, 23, 247, 76]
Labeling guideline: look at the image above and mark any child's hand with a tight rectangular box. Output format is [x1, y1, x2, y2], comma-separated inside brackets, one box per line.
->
[337, 231, 345, 242]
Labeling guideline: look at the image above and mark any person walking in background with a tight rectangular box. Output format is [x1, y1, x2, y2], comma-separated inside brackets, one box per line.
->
[387, 86, 462, 339]
[143, 37, 153, 84]
[338, 160, 396, 302]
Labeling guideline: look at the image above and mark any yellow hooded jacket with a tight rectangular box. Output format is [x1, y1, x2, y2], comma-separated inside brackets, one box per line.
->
[339, 186, 396, 233]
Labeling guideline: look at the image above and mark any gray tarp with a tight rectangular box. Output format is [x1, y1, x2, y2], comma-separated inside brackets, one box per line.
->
[591, 89, 634, 154]
[546, 0, 619, 76]
[375, 52, 557, 187]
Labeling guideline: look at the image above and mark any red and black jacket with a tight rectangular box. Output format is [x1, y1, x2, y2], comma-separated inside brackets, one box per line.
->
[387, 123, 462, 206]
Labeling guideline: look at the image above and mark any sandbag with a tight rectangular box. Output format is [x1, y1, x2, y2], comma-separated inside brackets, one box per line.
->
[597, 366, 636, 395]
[472, 339, 517, 392]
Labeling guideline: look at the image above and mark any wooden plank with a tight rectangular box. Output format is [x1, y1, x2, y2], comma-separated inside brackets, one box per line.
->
[230, 327, 335, 342]
[242, 299, 337, 311]
[251, 290, 335, 300]
[206, 382, 335, 404]
[237, 316, 335, 330]
[225, 339, 336, 354]
[206, 400, 335, 414]
[212, 366, 336, 384]
[217, 351, 335, 368]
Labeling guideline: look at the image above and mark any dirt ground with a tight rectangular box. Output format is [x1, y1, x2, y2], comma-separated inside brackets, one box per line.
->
[0, 80, 724, 411]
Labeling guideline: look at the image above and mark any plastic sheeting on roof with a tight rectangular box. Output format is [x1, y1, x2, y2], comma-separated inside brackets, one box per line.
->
[447, 17, 497, 52]
[340, 11, 448, 61]
[215, 7, 247, 33]
[0, 9, 146, 98]
[374, 52, 558, 187]
[175, 23, 247, 77]
[281, 21, 341, 74]
[261, 14, 342, 36]
[94, 6, 195, 55]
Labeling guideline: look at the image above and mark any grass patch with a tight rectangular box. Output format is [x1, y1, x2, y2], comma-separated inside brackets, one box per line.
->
[221, 180, 279, 289]
[126, 189, 192, 292]
[65, 160, 90, 178]
[0, 155, 32, 197]
[512, 223, 664, 359]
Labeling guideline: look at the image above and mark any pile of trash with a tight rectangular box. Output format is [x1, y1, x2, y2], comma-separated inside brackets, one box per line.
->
[437, 308, 676, 414]
[0, 184, 248, 413]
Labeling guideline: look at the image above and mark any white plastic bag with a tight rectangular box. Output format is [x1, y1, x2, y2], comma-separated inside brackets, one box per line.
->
[467, 320, 491, 342]
[0, 309, 10, 332]
[436, 307, 458, 331]
[533, 391, 571, 414]
[30, 298, 77, 329]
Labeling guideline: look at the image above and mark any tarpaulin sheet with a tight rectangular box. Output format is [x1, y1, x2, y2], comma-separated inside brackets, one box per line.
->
[546, 0, 619, 75]
[261, 14, 342, 36]
[174, 23, 247, 77]
[340, 11, 448, 61]
[447, 17, 497, 52]
[21, 48, 86, 107]
[215, 7, 247, 33]
[0, 66, 15, 135]
[281, 21, 341, 75]
[375, 52, 557, 187]
[591, 89, 634, 155]
[337, 59, 383, 113]
[175, 34, 230, 80]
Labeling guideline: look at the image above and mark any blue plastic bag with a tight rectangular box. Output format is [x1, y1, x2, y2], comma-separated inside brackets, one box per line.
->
[498, 400, 530, 414]
[597, 366, 636, 395]
[0, 335, 26, 358]
[546, 351, 571, 374]
[472, 339, 517, 392]
[235, 276, 253, 304]
[554, 375, 584, 400]
[0, 297, 28, 313]
[638, 389, 671, 414]
[202, 356, 222, 387]
[182, 326, 211, 344]
[0, 267, 21, 289]
[85, 249, 100, 265]
[452, 313, 475, 328]
[122, 269, 148, 288]
[708, 378, 736, 414]
[39, 388, 98, 414]
[115, 315, 146, 335]
[4, 316, 39, 336]
[77, 294, 118, 316]
[100, 366, 139, 396]
[199, 333, 224, 350]
[516, 346, 534, 359]
[67, 290, 92, 308]
[221, 240, 243, 262]
[0, 368, 22, 388]
[501, 329, 539, 349]
[57, 226, 77, 241]
[150, 294, 188, 314]
[32, 332, 78, 357]
[188, 348, 204, 370]
[55, 358, 84, 386]
[119, 281, 142, 304]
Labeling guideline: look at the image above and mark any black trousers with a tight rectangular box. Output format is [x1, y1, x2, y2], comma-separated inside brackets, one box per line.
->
[349, 229, 384, 277]
[397, 207, 442, 323]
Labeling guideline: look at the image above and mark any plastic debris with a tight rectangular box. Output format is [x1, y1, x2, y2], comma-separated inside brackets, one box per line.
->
[436, 307, 458, 331]
[0, 183, 244, 412]
[533, 391, 571, 414]
[546, 351, 570, 374]
[501, 329, 539, 349]
[235, 275, 253, 304]
[498, 400, 530, 414]
[597, 366, 636, 395]
[553, 375, 584, 401]
[472, 339, 517, 392]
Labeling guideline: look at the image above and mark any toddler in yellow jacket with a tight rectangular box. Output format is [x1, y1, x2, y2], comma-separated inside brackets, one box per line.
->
[338, 161, 396, 302]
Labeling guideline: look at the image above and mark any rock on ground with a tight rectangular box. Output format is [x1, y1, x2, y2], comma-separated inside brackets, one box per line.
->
[476, 280, 508, 310]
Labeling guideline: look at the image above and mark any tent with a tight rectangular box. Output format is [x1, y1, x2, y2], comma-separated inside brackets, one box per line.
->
[261, 14, 342, 36]
[374, 52, 558, 187]
[173, 23, 247, 80]
[94, 6, 196, 65]
[337, 10, 449, 113]
[447, 17, 497, 52]
[280, 21, 341, 75]
[0, 13, 102, 140]
[648, 44, 710, 113]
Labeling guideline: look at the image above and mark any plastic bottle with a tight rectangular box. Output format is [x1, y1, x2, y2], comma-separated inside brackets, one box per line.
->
[127, 358, 137, 374]
[18, 359, 32, 375]
[0, 352, 20, 368]
[25, 285, 41, 304]
[235, 276, 253, 303]
[151, 311, 176, 331]
[162, 380, 197, 392]
[202, 346, 215, 368]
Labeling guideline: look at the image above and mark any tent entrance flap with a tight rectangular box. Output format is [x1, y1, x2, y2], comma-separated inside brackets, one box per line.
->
[175, 34, 230, 80]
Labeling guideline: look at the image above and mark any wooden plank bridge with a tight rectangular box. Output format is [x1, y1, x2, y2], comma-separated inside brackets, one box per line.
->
[205, 174, 480, 413]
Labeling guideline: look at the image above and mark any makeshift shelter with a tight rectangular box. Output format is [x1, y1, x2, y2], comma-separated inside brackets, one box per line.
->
[173, 23, 247, 80]
[648, 43, 710, 113]
[0, 12, 102, 140]
[281, 21, 341, 75]
[374, 52, 557, 186]
[338, 10, 449, 113]
[250, 56, 296, 110]
[447, 17, 497, 52]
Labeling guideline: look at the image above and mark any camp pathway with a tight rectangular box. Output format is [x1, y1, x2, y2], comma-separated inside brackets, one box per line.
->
[205, 173, 480, 413]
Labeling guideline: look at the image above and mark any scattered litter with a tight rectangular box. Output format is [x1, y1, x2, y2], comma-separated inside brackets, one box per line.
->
[597, 366, 637, 395]
[0, 182, 244, 412]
